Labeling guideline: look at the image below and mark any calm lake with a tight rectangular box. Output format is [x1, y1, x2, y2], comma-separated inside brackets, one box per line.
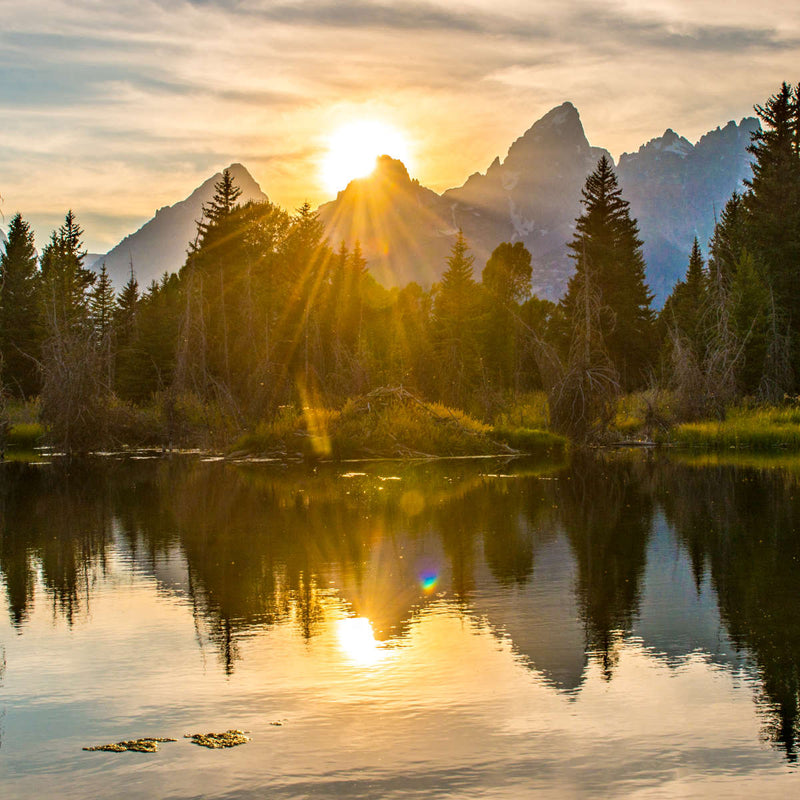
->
[1, 451, 799, 798]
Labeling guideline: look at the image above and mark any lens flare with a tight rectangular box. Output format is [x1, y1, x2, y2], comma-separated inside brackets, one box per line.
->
[420, 571, 438, 594]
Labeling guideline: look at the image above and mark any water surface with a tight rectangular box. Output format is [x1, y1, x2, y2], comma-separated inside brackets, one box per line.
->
[1, 452, 798, 797]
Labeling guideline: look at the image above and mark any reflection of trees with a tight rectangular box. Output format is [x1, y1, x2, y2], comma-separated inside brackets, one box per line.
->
[0, 457, 567, 673]
[0, 463, 113, 626]
[559, 453, 653, 679]
[658, 461, 800, 761]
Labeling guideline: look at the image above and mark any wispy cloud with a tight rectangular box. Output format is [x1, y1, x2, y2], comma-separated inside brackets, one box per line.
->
[0, 0, 797, 251]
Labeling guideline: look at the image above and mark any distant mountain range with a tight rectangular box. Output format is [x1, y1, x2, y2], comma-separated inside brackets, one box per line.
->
[87, 107, 759, 305]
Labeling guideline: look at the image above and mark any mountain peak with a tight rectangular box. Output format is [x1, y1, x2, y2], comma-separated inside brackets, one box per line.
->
[540, 101, 579, 125]
[505, 101, 588, 165]
[623, 129, 694, 160]
[94, 163, 268, 287]
[373, 154, 411, 182]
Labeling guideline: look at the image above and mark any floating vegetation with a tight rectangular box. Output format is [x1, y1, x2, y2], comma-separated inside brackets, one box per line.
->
[184, 730, 250, 748]
[83, 737, 177, 753]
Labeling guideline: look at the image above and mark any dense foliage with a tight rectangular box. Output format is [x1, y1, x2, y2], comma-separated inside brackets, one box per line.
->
[2, 82, 798, 449]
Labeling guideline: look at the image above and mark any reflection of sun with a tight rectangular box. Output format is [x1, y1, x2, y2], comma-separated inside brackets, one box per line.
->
[336, 616, 387, 667]
[322, 120, 412, 194]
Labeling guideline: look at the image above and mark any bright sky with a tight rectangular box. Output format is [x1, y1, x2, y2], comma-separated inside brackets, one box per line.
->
[1, 0, 798, 253]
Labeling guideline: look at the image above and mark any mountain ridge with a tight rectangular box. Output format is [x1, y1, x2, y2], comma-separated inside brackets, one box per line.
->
[88, 108, 759, 305]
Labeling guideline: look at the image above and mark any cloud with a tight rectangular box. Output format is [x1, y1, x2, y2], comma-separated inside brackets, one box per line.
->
[1, 0, 798, 251]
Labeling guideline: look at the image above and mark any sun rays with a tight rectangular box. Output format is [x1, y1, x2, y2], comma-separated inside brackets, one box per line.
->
[321, 120, 413, 195]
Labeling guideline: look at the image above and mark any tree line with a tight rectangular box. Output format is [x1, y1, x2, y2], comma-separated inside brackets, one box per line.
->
[1, 81, 798, 448]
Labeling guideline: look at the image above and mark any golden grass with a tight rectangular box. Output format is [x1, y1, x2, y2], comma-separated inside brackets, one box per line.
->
[672, 404, 800, 450]
[233, 391, 566, 460]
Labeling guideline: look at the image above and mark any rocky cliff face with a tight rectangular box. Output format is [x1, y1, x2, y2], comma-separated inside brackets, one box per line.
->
[444, 101, 611, 298]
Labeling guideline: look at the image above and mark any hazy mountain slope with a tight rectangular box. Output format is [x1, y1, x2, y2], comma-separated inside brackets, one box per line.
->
[317, 155, 456, 287]
[618, 118, 759, 303]
[93, 163, 268, 287]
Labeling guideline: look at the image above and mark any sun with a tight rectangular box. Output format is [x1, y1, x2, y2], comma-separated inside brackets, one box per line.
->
[322, 120, 412, 194]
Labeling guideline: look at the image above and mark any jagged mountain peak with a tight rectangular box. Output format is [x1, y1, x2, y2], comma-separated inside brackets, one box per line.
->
[623, 129, 695, 161]
[373, 154, 411, 180]
[333, 155, 418, 202]
[506, 101, 587, 162]
[694, 116, 760, 151]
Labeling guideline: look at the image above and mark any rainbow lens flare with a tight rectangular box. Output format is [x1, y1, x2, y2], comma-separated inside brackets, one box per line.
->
[420, 571, 438, 593]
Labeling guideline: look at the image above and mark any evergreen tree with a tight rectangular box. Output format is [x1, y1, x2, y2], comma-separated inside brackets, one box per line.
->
[708, 192, 749, 287]
[0, 213, 41, 396]
[115, 266, 140, 336]
[561, 156, 655, 389]
[195, 168, 243, 244]
[482, 241, 532, 304]
[89, 263, 117, 386]
[729, 250, 770, 394]
[90, 263, 116, 342]
[661, 237, 707, 355]
[113, 266, 141, 401]
[433, 231, 482, 405]
[39, 210, 95, 334]
[38, 213, 105, 454]
[482, 241, 533, 392]
[743, 82, 800, 376]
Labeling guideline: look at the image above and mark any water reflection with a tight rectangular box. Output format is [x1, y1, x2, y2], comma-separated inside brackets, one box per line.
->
[657, 459, 800, 761]
[1, 452, 800, 766]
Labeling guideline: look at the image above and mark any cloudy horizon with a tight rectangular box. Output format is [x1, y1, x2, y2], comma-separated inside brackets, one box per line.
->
[1, 0, 798, 253]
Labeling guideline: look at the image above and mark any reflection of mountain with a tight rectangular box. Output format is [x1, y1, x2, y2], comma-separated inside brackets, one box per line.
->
[473, 535, 587, 693]
[3, 454, 800, 762]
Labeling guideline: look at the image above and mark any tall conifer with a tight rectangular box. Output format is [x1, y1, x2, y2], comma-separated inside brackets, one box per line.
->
[0, 213, 41, 396]
[561, 156, 655, 389]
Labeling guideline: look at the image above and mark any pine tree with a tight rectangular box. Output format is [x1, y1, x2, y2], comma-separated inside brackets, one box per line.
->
[729, 250, 770, 394]
[115, 265, 140, 335]
[482, 241, 533, 392]
[433, 231, 482, 404]
[195, 168, 243, 244]
[482, 241, 532, 304]
[113, 266, 141, 400]
[90, 263, 116, 342]
[742, 82, 800, 376]
[661, 237, 707, 355]
[39, 210, 95, 334]
[561, 156, 655, 389]
[0, 213, 42, 396]
[708, 192, 748, 287]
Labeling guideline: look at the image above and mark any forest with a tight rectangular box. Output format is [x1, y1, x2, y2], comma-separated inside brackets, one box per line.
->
[1, 81, 799, 455]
